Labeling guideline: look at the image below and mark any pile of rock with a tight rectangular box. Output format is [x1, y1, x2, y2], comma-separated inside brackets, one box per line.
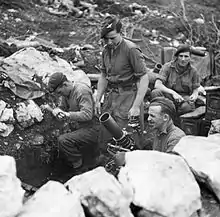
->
[0, 99, 43, 137]
[1, 133, 220, 216]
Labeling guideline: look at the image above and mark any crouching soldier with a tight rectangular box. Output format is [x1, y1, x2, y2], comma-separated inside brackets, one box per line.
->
[147, 97, 186, 152]
[47, 72, 100, 172]
[114, 97, 186, 166]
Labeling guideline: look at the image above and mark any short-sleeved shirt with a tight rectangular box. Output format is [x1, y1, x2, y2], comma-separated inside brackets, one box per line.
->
[153, 122, 186, 152]
[101, 38, 147, 86]
[157, 61, 200, 95]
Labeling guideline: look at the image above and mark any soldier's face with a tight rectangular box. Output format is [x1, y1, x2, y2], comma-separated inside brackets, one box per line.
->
[148, 105, 164, 130]
[104, 30, 121, 48]
[55, 82, 69, 97]
[177, 51, 191, 67]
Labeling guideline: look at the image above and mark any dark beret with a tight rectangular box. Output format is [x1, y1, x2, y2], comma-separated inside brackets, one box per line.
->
[48, 72, 67, 93]
[150, 97, 176, 119]
[174, 44, 191, 57]
[100, 16, 120, 39]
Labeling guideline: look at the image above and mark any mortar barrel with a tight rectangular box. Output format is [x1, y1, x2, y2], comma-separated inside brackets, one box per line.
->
[99, 112, 124, 140]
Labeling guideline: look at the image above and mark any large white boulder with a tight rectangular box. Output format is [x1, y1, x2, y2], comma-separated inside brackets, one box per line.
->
[173, 134, 220, 201]
[2, 47, 91, 99]
[18, 181, 85, 217]
[0, 155, 24, 217]
[15, 100, 43, 128]
[118, 150, 201, 217]
[65, 166, 134, 217]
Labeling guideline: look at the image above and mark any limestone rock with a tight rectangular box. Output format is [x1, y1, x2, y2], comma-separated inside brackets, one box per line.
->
[15, 99, 43, 128]
[0, 107, 15, 123]
[0, 122, 8, 133]
[118, 150, 201, 217]
[0, 99, 6, 116]
[0, 122, 14, 137]
[18, 181, 85, 217]
[207, 133, 220, 142]
[2, 47, 91, 99]
[173, 135, 220, 201]
[208, 119, 220, 135]
[0, 155, 24, 217]
[65, 166, 134, 217]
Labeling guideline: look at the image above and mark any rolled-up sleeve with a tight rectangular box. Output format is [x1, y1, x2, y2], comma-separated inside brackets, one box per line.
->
[128, 47, 147, 79]
[157, 63, 170, 84]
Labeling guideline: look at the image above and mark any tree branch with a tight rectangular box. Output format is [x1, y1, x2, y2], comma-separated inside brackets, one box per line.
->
[211, 15, 220, 44]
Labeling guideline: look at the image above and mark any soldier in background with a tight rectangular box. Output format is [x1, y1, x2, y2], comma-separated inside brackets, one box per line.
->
[152, 44, 201, 116]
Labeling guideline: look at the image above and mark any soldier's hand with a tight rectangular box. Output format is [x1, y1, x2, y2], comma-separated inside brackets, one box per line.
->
[52, 108, 62, 117]
[52, 108, 69, 120]
[56, 111, 68, 120]
[128, 106, 140, 118]
[189, 92, 198, 103]
[172, 92, 184, 103]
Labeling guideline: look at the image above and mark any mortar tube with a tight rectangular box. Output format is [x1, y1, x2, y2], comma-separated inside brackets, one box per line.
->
[153, 63, 162, 74]
[99, 112, 124, 140]
[191, 47, 206, 57]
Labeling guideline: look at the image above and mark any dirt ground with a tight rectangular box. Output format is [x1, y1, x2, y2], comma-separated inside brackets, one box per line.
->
[0, 0, 220, 215]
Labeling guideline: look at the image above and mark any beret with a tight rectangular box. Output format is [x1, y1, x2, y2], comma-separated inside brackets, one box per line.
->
[150, 97, 176, 119]
[174, 44, 191, 57]
[100, 16, 120, 39]
[48, 72, 67, 93]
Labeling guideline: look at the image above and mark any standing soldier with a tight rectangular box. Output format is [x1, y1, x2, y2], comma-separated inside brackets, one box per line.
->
[95, 15, 150, 150]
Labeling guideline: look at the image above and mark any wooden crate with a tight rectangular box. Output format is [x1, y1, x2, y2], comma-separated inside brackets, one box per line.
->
[205, 86, 220, 121]
[180, 117, 201, 136]
[199, 118, 211, 136]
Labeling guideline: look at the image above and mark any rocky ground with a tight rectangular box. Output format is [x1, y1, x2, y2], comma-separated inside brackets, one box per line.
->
[0, 0, 220, 215]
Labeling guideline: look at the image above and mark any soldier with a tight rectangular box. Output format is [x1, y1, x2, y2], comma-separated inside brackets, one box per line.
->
[95, 15, 150, 150]
[47, 72, 99, 171]
[152, 44, 200, 116]
[148, 97, 186, 152]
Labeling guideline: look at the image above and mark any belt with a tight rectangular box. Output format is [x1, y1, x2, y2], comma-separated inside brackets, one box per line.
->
[108, 83, 137, 92]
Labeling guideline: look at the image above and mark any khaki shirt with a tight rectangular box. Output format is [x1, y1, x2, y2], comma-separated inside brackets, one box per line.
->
[153, 122, 186, 152]
[59, 82, 97, 128]
[101, 38, 147, 86]
[158, 61, 200, 95]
